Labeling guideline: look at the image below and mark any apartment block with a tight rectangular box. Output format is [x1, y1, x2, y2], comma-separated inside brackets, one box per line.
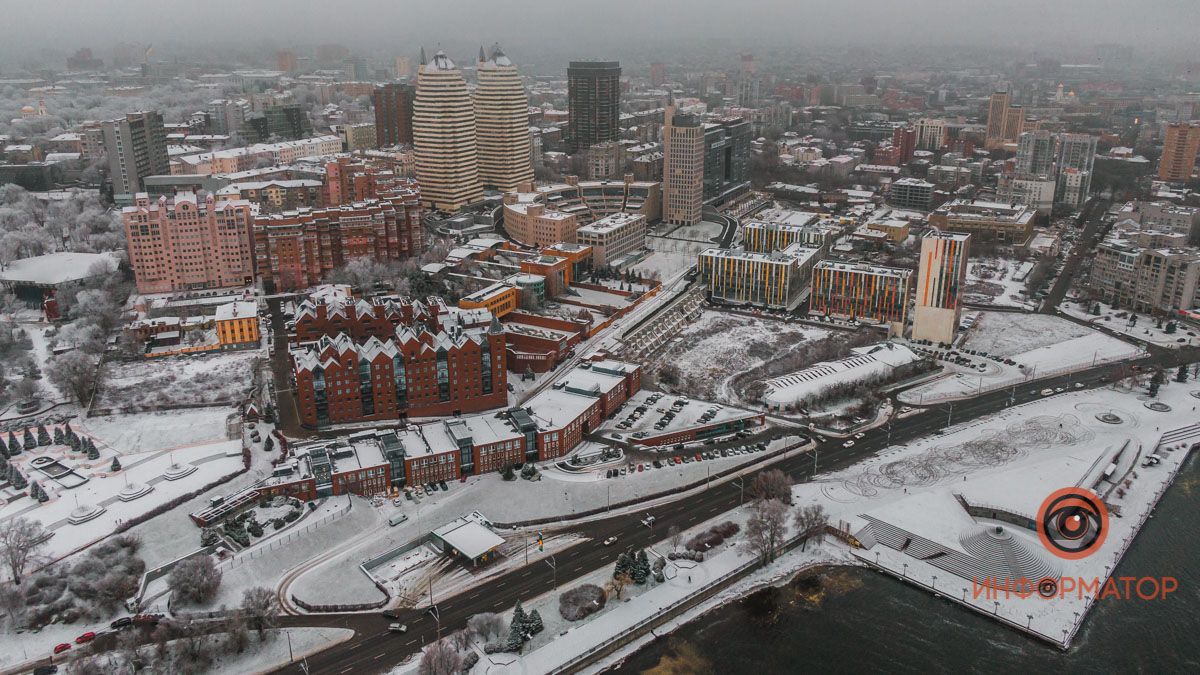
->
[698, 244, 823, 310]
[810, 260, 912, 335]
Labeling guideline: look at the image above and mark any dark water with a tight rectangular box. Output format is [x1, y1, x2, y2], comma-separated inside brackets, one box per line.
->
[614, 454, 1200, 675]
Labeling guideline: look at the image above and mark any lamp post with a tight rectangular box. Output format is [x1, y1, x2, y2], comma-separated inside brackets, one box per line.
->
[546, 555, 557, 590]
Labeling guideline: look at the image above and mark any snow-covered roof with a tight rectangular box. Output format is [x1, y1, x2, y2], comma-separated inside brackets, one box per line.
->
[432, 513, 504, 559]
[214, 301, 257, 322]
[0, 251, 119, 286]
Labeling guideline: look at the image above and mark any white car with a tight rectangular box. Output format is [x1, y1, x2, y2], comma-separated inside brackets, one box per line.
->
[603, 536, 618, 546]
[641, 515, 656, 527]
[853, 432, 865, 440]
[843, 440, 855, 448]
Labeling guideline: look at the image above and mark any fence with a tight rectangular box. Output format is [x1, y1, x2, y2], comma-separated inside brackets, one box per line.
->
[290, 594, 388, 613]
[134, 545, 219, 606]
[215, 499, 353, 571]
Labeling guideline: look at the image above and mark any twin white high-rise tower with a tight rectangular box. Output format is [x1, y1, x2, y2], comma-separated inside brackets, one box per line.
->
[412, 45, 533, 212]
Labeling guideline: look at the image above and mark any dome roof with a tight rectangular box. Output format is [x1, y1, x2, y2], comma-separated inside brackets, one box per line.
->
[959, 525, 1059, 583]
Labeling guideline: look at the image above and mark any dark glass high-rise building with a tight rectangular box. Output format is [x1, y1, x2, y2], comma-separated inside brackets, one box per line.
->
[702, 116, 752, 205]
[373, 82, 415, 147]
[567, 61, 621, 153]
[102, 110, 169, 198]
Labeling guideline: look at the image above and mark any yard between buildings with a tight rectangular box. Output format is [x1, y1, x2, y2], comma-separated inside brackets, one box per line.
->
[94, 349, 263, 411]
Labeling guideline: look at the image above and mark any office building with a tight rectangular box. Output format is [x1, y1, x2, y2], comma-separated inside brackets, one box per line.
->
[253, 184, 423, 292]
[915, 118, 948, 151]
[338, 122, 378, 151]
[662, 98, 705, 226]
[742, 220, 837, 253]
[500, 176, 661, 246]
[575, 212, 646, 266]
[1158, 123, 1200, 183]
[474, 45, 534, 191]
[888, 177, 934, 210]
[698, 244, 822, 310]
[1016, 130, 1055, 175]
[912, 231, 971, 344]
[1056, 133, 1097, 207]
[122, 192, 257, 294]
[373, 83, 415, 147]
[997, 173, 1056, 213]
[567, 61, 621, 152]
[703, 116, 752, 205]
[207, 99, 247, 136]
[928, 199, 1035, 243]
[412, 49, 482, 211]
[103, 111, 169, 198]
[810, 260, 913, 335]
[985, 91, 1010, 146]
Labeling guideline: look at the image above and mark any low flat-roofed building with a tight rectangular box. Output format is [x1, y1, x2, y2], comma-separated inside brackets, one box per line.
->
[928, 198, 1035, 244]
[575, 212, 647, 266]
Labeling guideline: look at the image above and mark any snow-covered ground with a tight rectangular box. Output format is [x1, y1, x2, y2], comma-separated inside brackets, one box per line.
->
[661, 220, 724, 242]
[812, 380, 1200, 648]
[0, 427, 242, 564]
[963, 258, 1034, 308]
[209, 627, 355, 675]
[654, 310, 830, 403]
[627, 250, 695, 282]
[1061, 299, 1200, 349]
[96, 349, 263, 410]
[899, 312, 1143, 404]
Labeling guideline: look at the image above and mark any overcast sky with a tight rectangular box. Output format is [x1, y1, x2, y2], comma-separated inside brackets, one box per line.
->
[1, 0, 1196, 64]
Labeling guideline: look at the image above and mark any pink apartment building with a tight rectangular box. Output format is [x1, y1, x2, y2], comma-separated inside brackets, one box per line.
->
[122, 192, 258, 294]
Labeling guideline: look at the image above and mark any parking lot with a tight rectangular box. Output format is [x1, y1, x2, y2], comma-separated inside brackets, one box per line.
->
[601, 390, 762, 446]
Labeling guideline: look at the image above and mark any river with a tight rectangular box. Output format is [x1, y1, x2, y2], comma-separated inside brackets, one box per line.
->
[613, 453, 1199, 674]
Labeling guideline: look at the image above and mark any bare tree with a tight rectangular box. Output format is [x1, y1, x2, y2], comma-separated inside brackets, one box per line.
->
[185, 328, 208, 347]
[668, 525, 682, 552]
[168, 555, 222, 605]
[224, 612, 251, 654]
[0, 517, 47, 584]
[749, 469, 793, 505]
[467, 611, 504, 642]
[793, 504, 829, 540]
[239, 586, 279, 638]
[606, 572, 632, 601]
[745, 499, 788, 565]
[45, 350, 100, 404]
[418, 639, 463, 675]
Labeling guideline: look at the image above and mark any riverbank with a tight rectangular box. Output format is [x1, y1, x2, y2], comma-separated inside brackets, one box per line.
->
[611, 450, 1200, 674]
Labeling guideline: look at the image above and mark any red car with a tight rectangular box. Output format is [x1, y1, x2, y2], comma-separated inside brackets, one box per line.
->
[694, 453, 702, 461]
[53, 643, 72, 654]
[74, 632, 96, 644]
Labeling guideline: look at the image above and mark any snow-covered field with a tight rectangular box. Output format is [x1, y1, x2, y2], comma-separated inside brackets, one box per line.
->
[655, 310, 830, 402]
[627, 250, 695, 281]
[900, 312, 1143, 404]
[1061, 299, 1199, 349]
[96, 349, 263, 410]
[962, 258, 1034, 308]
[0, 432, 243, 559]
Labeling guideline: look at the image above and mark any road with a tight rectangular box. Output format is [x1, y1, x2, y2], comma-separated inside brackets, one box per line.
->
[1040, 197, 1108, 314]
[274, 345, 1196, 675]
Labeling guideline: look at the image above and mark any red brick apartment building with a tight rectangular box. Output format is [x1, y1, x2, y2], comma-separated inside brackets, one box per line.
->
[253, 183, 422, 292]
[265, 359, 642, 493]
[289, 293, 507, 427]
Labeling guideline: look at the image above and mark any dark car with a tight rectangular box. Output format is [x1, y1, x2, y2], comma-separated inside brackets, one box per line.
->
[110, 616, 134, 630]
[439, 480, 448, 491]
[381, 610, 401, 620]
[33, 667, 58, 675]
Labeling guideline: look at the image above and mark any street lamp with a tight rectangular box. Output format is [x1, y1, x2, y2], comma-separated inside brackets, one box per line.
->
[546, 555, 557, 590]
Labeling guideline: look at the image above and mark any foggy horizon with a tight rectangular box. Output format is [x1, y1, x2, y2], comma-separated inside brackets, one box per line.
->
[3, 0, 1199, 68]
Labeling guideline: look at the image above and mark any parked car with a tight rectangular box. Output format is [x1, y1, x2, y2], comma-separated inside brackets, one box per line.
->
[843, 440, 855, 448]
[439, 480, 448, 491]
[74, 632, 96, 645]
[110, 616, 134, 630]
[381, 610, 401, 620]
[53, 644, 72, 655]
[32, 666, 58, 675]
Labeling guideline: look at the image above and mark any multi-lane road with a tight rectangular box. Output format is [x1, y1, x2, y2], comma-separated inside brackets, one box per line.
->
[275, 346, 1192, 674]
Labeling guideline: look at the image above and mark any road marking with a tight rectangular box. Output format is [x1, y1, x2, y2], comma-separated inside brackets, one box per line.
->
[469, 592, 480, 599]
[340, 668, 354, 674]
[374, 653, 384, 660]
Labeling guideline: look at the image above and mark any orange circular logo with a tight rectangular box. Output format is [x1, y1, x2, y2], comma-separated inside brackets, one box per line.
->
[1036, 487, 1108, 559]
